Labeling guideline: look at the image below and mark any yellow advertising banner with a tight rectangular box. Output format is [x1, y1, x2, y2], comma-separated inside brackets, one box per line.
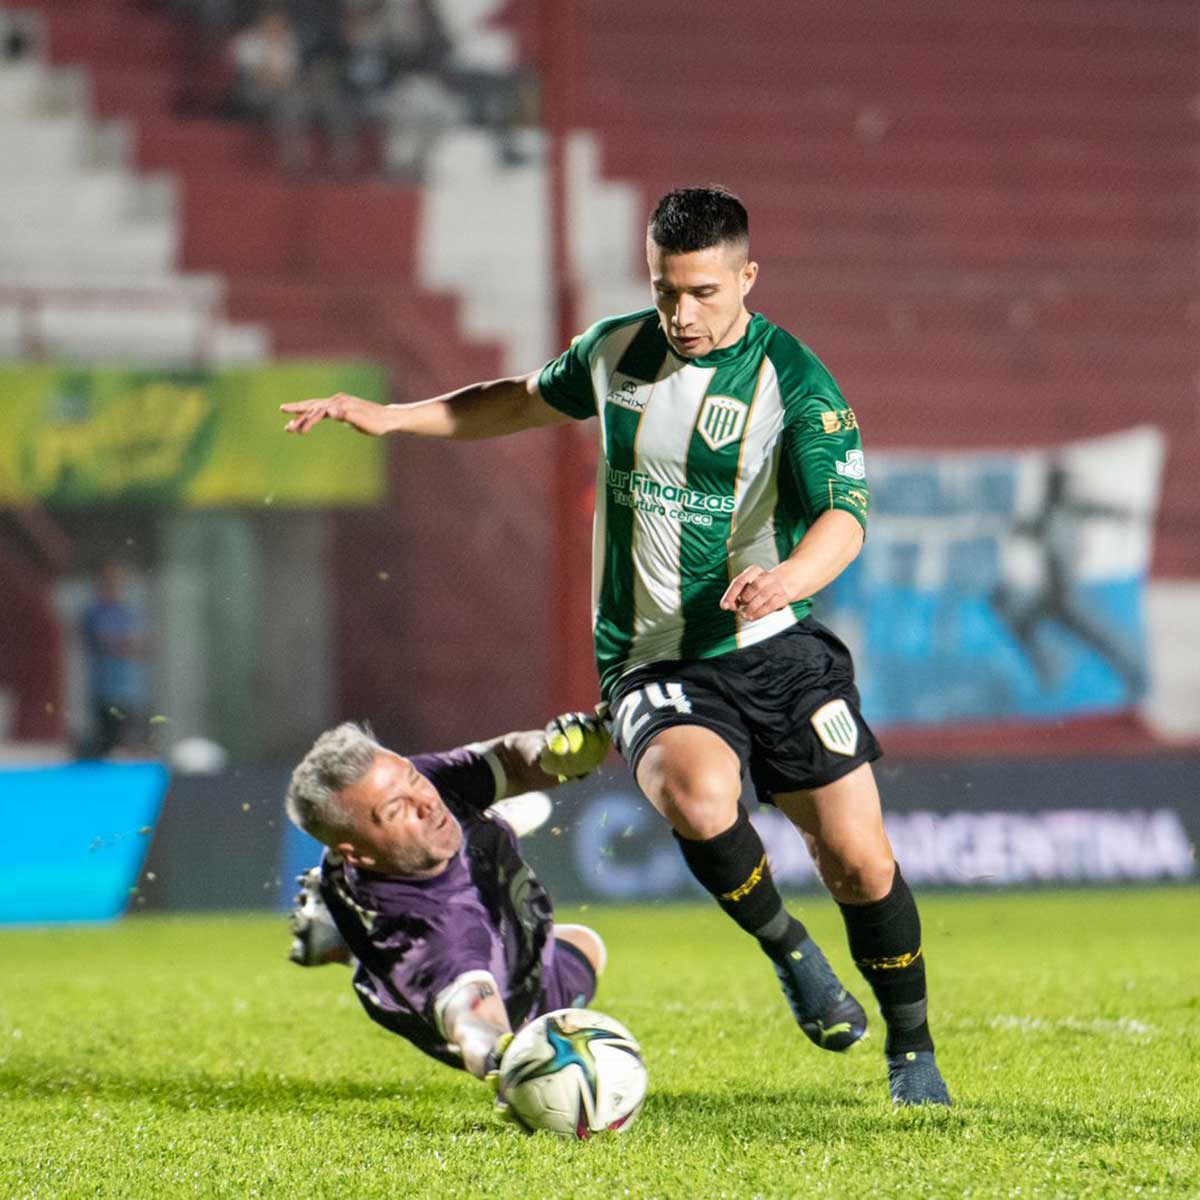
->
[0, 363, 387, 507]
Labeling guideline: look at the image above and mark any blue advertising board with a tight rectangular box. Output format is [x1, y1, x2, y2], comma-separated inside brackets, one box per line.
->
[0, 762, 168, 923]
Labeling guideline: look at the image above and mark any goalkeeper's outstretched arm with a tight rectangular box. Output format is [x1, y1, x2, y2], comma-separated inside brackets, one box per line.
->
[469, 709, 611, 801]
[435, 974, 514, 1080]
[281, 372, 573, 440]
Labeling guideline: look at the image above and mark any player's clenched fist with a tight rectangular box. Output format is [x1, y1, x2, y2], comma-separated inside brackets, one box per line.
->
[538, 708, 611, 780]
[281, 393, 392, 436]
[720, 564, 791, 622]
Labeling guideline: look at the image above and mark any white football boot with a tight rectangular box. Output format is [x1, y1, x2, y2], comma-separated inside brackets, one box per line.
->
[288, 867, 352, 967]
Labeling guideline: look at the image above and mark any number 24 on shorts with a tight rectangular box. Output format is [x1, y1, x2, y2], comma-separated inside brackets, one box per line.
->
[613, 683, 692, 748]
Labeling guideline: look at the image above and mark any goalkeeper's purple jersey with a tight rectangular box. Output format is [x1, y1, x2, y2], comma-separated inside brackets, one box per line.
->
[318, 748, 556, 1069]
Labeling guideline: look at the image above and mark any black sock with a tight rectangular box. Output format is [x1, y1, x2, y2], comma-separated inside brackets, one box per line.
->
[838, 864, 933, 1055]
[674, 804, 807, 961]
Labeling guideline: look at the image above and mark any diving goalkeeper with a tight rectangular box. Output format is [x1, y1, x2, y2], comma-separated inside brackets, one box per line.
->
[284, 709, 610, 1087]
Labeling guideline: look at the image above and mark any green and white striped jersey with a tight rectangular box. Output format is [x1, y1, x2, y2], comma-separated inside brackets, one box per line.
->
[538, 309, 869, 701]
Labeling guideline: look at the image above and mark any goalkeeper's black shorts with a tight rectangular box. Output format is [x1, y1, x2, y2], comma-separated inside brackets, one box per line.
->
[608, 617, 882, 802]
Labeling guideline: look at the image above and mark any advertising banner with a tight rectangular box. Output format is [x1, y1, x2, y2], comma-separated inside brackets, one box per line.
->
[0, 363, 387, 507]
[173, 763, 1195, 912]
[518, 757, 1198, 904]
[1, 762, 168, 923]
[124, 753, 1199, 914]
[825, 426, 1165, 725]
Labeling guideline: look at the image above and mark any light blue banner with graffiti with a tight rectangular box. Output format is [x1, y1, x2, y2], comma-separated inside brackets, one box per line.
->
[820, 426, 1164, 726]
[1, 762, 168, 923]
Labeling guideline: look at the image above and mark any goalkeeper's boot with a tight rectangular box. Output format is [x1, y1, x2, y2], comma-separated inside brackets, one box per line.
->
[288, 868, 352, 967]
[772, 936, 869, 1053]
[887, 1050, 952, 1107]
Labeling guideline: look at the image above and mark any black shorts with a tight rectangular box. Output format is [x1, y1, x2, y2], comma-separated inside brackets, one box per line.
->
[609, 618, 883, 803]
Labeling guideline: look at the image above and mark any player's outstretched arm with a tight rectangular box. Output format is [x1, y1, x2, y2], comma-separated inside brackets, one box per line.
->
[281, 372, 573, 441]
[721, 509, 865, 622]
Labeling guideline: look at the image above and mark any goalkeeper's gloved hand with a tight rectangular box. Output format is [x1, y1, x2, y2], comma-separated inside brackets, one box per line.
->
[483, 1032, 522, 1125]
[538, 705, 611, 782]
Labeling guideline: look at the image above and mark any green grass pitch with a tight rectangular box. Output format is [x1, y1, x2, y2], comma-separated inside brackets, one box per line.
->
[1, 888, 1197, 1198]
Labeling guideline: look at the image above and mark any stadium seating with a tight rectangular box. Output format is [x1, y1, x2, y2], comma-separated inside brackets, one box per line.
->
[0, 10, 267, 365]
[420, 126, 639, 371]
[20, 0, 507, 399]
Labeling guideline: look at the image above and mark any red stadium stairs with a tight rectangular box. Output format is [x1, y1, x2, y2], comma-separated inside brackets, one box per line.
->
[36, 0, 503, 400]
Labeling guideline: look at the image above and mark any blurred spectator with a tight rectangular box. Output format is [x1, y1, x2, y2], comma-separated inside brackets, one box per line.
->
[374, 0, 539, 178]
[161, 0, 537, 177]
[344, 0, 462, 179]
[1, 7, 35, 59]
[342, 3, 398, 109]
[383, 0, 450, 72]
[227, 4, 355, 173]
[444, 58, 540, 169]
[162, 0, 243, 113]
[80, 562, 149, 758]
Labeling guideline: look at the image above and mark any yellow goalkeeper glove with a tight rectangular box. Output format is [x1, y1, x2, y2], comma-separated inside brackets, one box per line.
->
[538, 705, 611, 782]
[484, 1032, 523, 1125]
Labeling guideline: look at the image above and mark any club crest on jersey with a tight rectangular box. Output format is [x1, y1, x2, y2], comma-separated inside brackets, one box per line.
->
[810, 698, 859, 756]
[697, 394, 748, 452]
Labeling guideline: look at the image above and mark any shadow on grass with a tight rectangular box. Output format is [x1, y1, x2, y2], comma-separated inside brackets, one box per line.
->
[0, 1063, 471, 1131]
[647, 1086, 1196, 1151]
[646, 1084, 961, 1140]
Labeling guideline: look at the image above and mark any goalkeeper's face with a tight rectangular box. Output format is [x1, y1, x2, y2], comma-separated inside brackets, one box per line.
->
[647, 237, 758, 359]
[333, 750, 463, 877]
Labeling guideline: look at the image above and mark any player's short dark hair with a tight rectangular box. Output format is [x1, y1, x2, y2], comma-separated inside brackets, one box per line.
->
[647, 186, 749, 255]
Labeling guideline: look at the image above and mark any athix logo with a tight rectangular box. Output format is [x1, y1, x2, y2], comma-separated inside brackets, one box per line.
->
[835, 449, 866, 480]
[604, 375, 646, 412]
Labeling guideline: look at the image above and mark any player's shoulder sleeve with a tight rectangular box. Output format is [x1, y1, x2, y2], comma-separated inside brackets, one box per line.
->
[410, 747, 498, 816]
[766, 326, 870, 532]
[537, 310, 655, 420]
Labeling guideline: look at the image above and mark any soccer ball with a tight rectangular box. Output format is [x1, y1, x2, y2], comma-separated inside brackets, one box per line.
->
[499, 1008, 647, 1138]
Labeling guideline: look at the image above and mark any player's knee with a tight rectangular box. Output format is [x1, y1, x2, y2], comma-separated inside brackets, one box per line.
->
[817, 848, 895, 904]
[637, 747, 740, 840]
[650, 766, 737, 839]
[555, 923, 607, 976]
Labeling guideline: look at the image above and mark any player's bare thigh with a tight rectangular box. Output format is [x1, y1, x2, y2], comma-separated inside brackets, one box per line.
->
[553, 924, 607, 976]
[634, 725, 743, 840]
[774, 762, 895, 904]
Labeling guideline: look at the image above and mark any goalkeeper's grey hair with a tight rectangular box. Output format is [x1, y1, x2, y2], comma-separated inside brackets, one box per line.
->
[285, 721, 382, 842]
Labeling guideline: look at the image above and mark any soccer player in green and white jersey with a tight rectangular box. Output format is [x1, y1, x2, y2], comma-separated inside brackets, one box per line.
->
[281, 186, 950, 1107]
